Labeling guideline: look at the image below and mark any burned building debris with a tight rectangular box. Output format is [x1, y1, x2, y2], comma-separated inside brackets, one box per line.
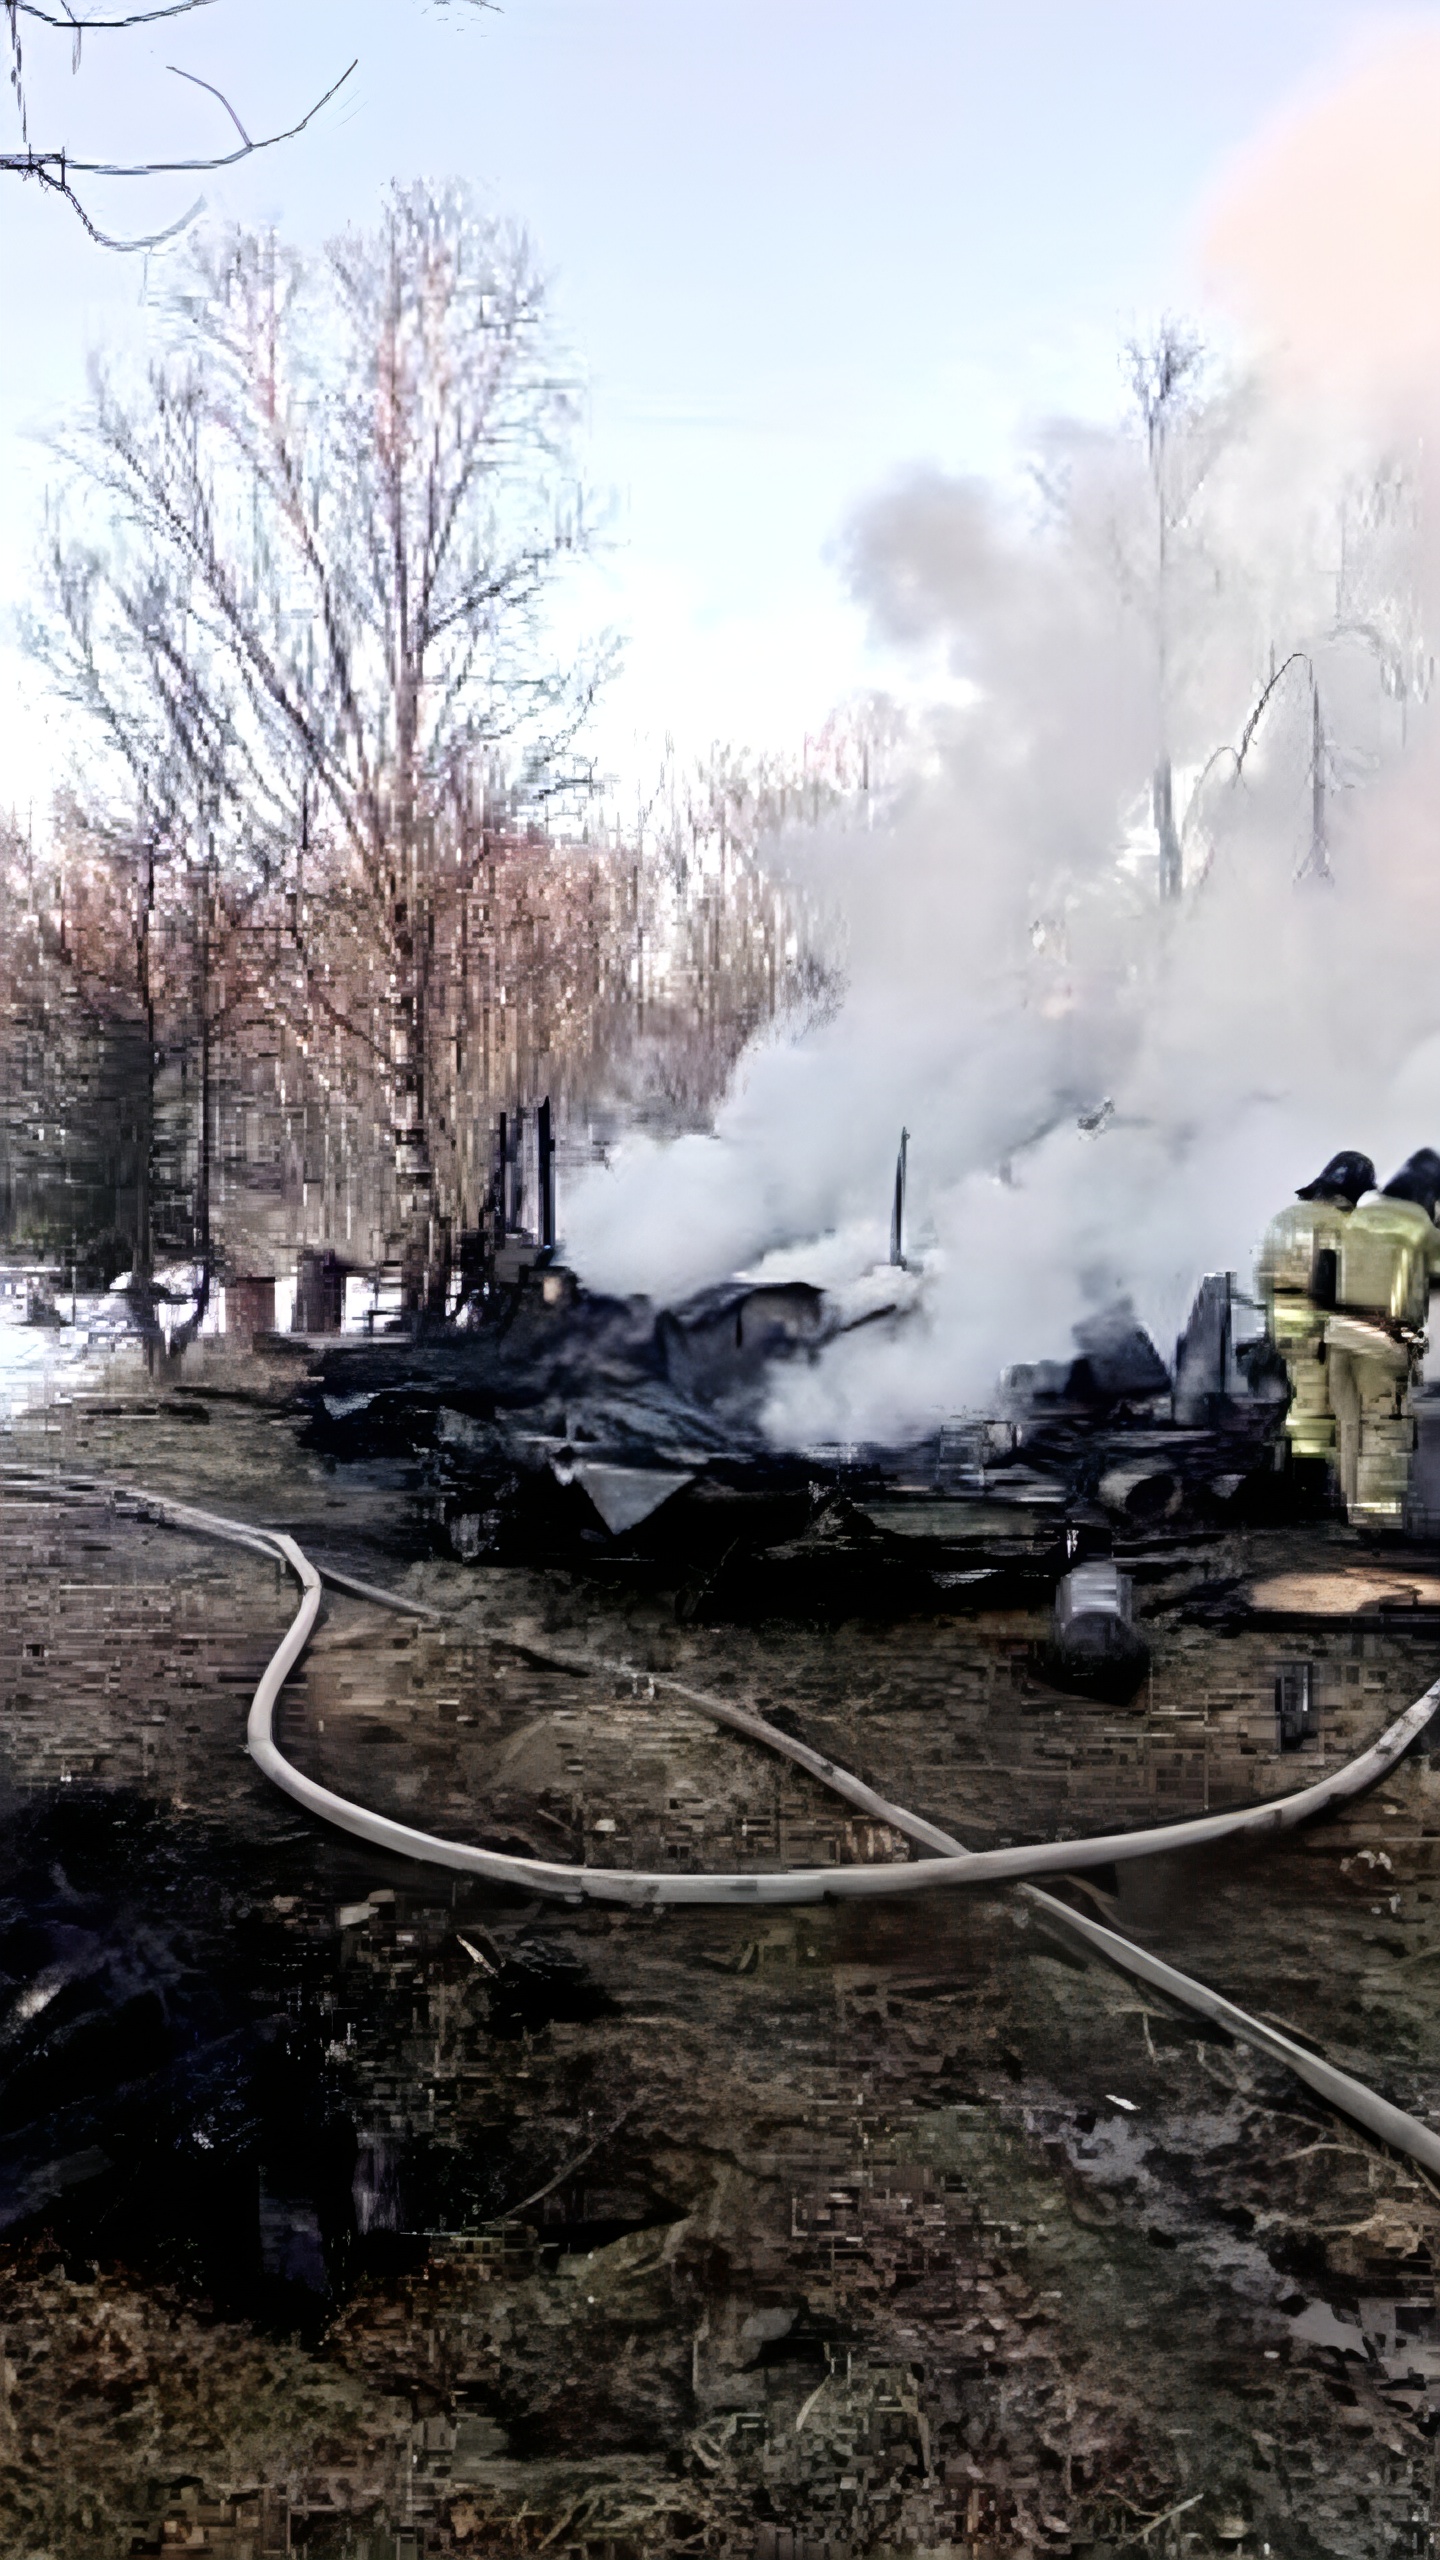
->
[287, 1271, 1301, 1648]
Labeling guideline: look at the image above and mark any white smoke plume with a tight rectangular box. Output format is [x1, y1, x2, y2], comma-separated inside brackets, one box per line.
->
[564, 26, 1440, 1450]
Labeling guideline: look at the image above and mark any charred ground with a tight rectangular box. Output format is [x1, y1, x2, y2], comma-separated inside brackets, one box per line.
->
[3, 1347, 1440, 2558]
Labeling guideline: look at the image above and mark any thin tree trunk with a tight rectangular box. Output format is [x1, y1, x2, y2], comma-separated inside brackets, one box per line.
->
[128, 835, 163, 1364]
[169, 871, 214, 1366]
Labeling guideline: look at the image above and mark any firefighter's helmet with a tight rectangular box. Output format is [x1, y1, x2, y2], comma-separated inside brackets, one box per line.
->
[1296, 1151, 1375, 1206]
[1381, 1150, 1440, 1219]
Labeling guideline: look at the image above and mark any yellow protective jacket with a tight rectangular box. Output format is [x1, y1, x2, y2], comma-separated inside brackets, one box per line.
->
[1335, 1194, 1440, 1340]
[1256, 1196, 1355, 1312]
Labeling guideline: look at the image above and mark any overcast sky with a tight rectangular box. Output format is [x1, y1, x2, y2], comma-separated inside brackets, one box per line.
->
[1, 0, 1433, 808]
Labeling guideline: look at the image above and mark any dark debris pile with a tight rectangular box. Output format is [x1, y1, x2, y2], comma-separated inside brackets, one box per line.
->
[291, 1275, 1293, 1633]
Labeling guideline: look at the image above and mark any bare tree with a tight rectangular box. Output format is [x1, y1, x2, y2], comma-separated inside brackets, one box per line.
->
[1180, 459, 1434, 893]
[1124, 323, 1212, 901]
[582, 723, 866, 1129]
[26, 534, 269, 1342]
[39, 183, 611, 1305]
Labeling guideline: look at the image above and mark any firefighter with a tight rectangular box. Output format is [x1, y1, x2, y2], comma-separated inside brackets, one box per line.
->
[1257, 1150, 1375, 1477]
[1326, 1150, 1440, 1526]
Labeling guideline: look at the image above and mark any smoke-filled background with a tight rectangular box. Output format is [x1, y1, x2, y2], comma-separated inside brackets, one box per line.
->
[563, 23, 1440, 1450]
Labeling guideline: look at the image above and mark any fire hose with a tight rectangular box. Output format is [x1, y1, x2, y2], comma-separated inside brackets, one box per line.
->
[7, 1462, 1440, 2175]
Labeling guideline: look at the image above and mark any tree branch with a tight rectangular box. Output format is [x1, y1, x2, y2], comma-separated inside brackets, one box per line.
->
[11, 2, 215, 27]
[2, 56, 354, 250]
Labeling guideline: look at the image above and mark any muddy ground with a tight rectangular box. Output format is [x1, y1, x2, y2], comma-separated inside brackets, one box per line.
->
[4, 1344, 1440, 2560]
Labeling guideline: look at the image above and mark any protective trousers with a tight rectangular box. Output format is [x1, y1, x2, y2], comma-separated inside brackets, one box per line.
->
[1270, 1293, 1335, 1461]
[1325, 1319, 1419, 1525]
